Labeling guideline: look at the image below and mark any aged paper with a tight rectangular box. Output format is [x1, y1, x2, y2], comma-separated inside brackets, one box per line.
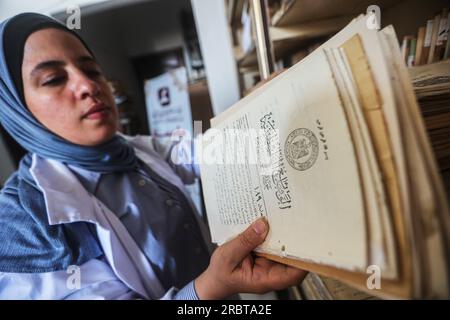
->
[325, 44, 397, 279]
[200, 49, 368, 271]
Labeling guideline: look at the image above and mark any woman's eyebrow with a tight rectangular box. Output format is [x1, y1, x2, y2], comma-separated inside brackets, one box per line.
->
[77, 56, 98, 65]
[30, 60, 64, 77]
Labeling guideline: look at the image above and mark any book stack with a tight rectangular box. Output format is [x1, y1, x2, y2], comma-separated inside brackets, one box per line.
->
[200, 14, 450, 299]
[410, 60, 450, 199]
[402, 7, 450, 66]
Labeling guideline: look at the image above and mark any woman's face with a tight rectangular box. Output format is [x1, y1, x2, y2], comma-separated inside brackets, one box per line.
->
[22, 28, 118, 146]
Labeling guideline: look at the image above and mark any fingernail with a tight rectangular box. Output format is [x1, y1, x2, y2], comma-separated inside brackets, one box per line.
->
[252, 219, 267, 235]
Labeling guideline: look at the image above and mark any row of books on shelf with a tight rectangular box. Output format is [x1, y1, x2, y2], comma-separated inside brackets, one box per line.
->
[401, 7, 450, 67]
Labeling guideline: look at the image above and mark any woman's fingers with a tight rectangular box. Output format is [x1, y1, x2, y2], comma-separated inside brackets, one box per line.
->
[253, 257, 307, 289]
[218, 218, 269, 267]
[195, 218, 307, 299]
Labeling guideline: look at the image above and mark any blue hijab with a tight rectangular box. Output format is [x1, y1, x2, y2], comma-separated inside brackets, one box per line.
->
[0, 13, 137, 173]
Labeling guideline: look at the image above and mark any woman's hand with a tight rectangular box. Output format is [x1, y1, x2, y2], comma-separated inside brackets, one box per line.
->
[194, 218, 307, 299]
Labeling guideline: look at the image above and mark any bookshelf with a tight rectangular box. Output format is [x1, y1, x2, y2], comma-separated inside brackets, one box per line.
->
[231, 0, 403, 71]
[236, 15, 350, 67]
[228, 0, 450, 94]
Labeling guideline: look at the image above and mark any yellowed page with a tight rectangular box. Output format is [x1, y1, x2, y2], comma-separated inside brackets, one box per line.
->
[325, 46, 397, 279]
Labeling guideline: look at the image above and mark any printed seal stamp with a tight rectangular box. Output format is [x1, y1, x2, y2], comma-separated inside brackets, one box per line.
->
[284, 128, 319, 171]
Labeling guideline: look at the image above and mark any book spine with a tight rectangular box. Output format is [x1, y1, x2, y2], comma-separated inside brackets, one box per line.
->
[428, 14, 442, 64]
[435, 8, 449, 61]
[422, 19, 435, 65]
[415, 26, 426, 66]
[445, 15, 450, 59]
[408, 37, 417, 67]
[401, 36, 412, 64]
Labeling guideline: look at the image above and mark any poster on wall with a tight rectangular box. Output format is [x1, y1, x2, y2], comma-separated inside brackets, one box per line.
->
[144, 67, 203, 217]
[144, 67, 193, 137]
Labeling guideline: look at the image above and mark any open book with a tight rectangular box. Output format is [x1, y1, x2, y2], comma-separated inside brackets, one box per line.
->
[199, 15, 450, 299]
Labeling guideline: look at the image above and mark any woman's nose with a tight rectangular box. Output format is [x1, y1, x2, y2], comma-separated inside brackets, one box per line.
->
[72, 69, 100, 100]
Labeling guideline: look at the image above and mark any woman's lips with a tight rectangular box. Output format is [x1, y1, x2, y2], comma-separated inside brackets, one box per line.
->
[83, 104, 111, 120]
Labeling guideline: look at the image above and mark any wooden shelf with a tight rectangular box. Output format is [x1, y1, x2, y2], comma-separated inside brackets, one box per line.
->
[271, 0, 403, 27]
[232, 0, 406, 68]
[233, 0, 408, 70]
[237, 15, 352, 68]
[270, 15, 352, 41]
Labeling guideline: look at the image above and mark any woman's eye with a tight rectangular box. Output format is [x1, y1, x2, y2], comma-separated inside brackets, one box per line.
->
[42, 76, 65, 86]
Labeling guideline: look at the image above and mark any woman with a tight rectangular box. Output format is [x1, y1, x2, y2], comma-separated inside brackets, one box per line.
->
[0, 13, 305, 299]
